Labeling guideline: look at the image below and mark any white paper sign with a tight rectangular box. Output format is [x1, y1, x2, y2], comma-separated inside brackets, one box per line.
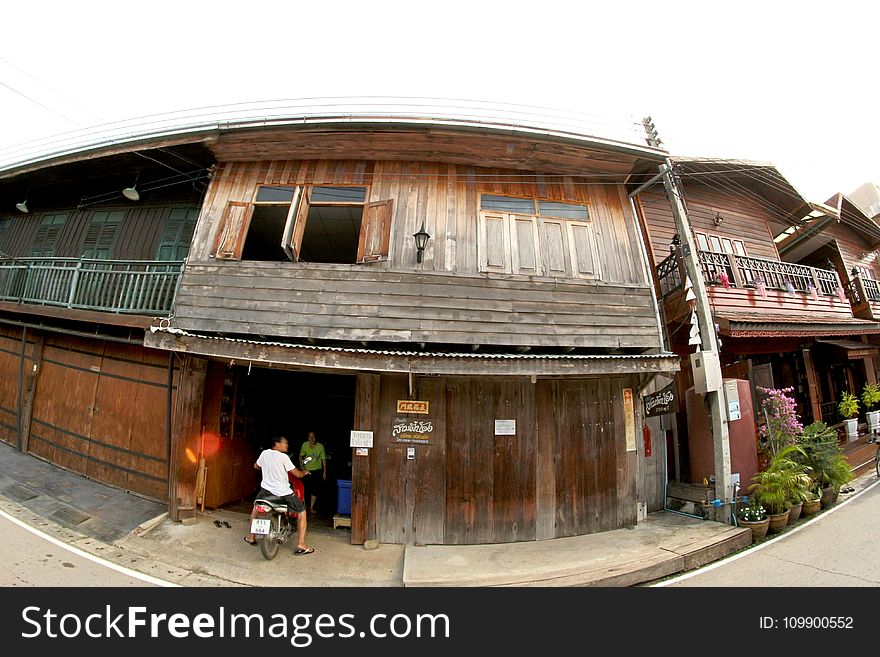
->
[494, 419, 516, 436]
[350, 430, 374, 448]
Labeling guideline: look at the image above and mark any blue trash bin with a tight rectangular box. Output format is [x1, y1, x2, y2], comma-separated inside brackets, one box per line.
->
[337, 479, 351, 515]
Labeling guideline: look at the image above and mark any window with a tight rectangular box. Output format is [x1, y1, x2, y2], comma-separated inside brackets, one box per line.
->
[81, 210, 124, 259]
[30, 213, 68, 257]
[212, 185, 392, 264]
[478, 195, 596, 278]
[156, 207, 199, 260]
[694, 231, 746, 257]
[0, 220, 10, 254]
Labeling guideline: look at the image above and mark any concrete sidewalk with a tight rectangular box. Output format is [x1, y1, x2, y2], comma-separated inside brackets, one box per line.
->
[11, 439, 870, 587]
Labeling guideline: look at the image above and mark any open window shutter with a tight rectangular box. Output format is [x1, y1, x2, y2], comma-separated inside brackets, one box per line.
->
[479, 212, 511, 273]
[510, 215, 541, 275]
[281, 187, 305, 262]
[566, 220, 599, 279]
[212, 201, 252, 260]
[284, 187, 311, 262]
[357, 199, 393, 263]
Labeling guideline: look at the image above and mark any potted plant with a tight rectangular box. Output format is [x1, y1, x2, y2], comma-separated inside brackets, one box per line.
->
[737, 500, 769, 541]
[800, 486, 822, 517]
[838, 391, 860, 441]
[797, 421, 853, 507]
[862, 382, 880, 434]
[746, 445, 811, 533]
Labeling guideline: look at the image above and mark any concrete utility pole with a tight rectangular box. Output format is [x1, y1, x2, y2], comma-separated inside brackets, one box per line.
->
[659, 159, 733, 523]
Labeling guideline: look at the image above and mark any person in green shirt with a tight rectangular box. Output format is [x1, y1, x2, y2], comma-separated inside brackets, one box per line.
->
[299, 431, 327, 514]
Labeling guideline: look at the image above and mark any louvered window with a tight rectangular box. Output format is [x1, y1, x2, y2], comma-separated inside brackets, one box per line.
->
[30, 213, 68, 257]
[156, 207, 198, 260]
[81, 210, 124, 259]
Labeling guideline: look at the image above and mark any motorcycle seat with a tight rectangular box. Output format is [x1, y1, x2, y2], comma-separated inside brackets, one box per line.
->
[255, 497, 290, 513]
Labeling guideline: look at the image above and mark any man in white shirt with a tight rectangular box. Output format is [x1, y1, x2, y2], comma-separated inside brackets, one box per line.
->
[244, 436, 313, 554]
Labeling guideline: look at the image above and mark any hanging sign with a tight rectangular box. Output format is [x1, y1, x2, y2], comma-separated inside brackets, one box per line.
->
[643, 383, 677, 418]
[623, 388, 636, 452]
[397, 400, 430, 414]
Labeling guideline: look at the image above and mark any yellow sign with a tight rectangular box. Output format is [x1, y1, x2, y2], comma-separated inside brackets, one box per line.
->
[623, 388, 636, 452]
[397, 400, 429, 414]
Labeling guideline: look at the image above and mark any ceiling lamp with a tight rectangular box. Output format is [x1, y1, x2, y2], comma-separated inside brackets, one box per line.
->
[15, 200, 28, 213]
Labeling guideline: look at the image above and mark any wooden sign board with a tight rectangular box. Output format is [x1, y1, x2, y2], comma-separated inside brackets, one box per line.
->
[397, 400, 430, 414]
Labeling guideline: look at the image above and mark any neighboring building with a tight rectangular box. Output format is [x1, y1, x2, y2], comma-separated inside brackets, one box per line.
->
[0, 141, 215, 501]
[633, 159, 880, 502]
[1, 104, 680, 546]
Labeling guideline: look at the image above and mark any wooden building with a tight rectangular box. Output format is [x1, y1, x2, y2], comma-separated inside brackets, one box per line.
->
[139, 109, 680, 545]
[633, 159, 880, 494]
[1, 107, 680, 545]
[0, 142, 215, 500]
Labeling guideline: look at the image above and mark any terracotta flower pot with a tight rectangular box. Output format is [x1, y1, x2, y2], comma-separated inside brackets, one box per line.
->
[801, 498, 821, 517]
[820, 486, 838, 508]
[767, 508, 790, 533]
[787, 501, 802, 523]
[738, 517, 769, 541]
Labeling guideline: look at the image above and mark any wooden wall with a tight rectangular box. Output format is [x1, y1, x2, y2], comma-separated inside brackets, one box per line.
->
[8, 333, 176, 500]
[176, 159, 660, 351]
[0, 325, 26, 445]
[637, 185, 780, 266]
[357, 373, 639, 545]
[190, 159, 649, 284]
[0, 202, 198, 260]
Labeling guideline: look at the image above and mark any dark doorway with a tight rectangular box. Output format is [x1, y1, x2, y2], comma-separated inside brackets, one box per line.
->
[217, 367, 356, 524]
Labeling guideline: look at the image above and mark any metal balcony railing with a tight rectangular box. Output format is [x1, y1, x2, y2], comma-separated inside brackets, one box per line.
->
[0, 258, 184, 314]
[656, 249, 843, 300]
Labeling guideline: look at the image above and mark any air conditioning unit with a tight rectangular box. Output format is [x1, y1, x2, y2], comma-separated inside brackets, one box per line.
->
[691, 350, 722, 394]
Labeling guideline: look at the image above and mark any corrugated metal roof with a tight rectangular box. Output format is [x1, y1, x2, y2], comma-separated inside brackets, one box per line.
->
[149, 325, 678, 363]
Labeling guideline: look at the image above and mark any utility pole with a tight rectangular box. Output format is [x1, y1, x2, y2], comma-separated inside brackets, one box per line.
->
[659, 159, 733, 524]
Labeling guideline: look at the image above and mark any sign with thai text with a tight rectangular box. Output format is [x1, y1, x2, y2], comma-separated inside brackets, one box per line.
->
[392, 418, 434, 444]
[397, 400, 430, 414]
[643, 383, 677, 418]
[494, 419, 516, 436]
[350, 430, 374, 448]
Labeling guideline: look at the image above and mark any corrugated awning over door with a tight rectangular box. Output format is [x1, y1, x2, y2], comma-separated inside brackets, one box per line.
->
[814, 339, 879, 359]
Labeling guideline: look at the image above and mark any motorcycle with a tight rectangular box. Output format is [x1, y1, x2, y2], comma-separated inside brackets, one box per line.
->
[250, 457, 311, 561]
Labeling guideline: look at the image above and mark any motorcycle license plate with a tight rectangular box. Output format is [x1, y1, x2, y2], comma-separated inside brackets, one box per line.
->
[251, 519, 271, 535]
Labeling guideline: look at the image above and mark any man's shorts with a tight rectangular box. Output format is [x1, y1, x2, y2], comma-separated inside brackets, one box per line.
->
[257, 488, 305, 514]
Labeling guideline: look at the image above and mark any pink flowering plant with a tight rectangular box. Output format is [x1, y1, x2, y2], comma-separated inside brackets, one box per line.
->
[757, 386, 803, 457]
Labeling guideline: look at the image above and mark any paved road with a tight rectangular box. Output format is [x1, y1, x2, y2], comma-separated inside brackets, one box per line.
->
[0, 509, 157, 587]
[659, 479, 880, 587]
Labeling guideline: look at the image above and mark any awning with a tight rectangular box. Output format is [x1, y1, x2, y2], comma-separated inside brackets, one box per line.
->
[814, 339, 879, 359]
[714, 311, 880, 338]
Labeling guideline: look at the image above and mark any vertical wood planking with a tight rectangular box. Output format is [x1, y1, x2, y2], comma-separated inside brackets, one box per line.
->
[352, 373, 380, 544]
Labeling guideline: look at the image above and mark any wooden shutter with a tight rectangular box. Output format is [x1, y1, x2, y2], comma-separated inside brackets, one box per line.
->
[157, 207, 198, 260]
[541, 218, 569, 276]
[280, 187, 305, 262]
[357, 199, 393, 263]
[479, 212, 511, 273]
[567, 220, 599, 279]
[30, 213, 67, 257]
[510, 215, 540, 275]
[284, 187, 311, 262]
[82, 210, 123, 259]
[211, 202, 252, 260]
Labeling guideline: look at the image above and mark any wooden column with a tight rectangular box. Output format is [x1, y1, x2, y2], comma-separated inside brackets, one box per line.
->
[802, 348, 822, 424]
[168, 354, 207, 521]
[351, 373, 380, 544]
[863, 355, 877, 385]
[19, 333, 45, 454]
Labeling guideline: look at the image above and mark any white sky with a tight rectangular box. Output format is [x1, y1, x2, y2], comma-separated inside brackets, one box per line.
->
[0, 1, 876, 204]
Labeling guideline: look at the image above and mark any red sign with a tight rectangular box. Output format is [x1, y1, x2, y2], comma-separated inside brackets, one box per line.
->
[396, 400, 429, 414]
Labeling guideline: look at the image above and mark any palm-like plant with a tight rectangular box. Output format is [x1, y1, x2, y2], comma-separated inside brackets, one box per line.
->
[839, 391, 859, 420]
[747, 445, 812, 515]
[797, 421, 852, 490]
[862, 382, 880, 411]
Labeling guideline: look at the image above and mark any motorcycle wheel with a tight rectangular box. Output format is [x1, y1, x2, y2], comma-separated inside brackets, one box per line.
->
[259, 534, 279, 560]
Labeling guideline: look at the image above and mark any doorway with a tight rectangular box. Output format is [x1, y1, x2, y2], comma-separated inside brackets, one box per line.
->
[203, 364, 356, 522]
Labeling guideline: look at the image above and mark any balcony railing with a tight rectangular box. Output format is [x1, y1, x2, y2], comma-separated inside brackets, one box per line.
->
[0, 258, 184, 314]
[657, 250, 843, 300]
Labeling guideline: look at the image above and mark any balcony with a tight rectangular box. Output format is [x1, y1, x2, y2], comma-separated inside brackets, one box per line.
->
[0, 258, 184, 315]
[657, 250, 842, 301]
